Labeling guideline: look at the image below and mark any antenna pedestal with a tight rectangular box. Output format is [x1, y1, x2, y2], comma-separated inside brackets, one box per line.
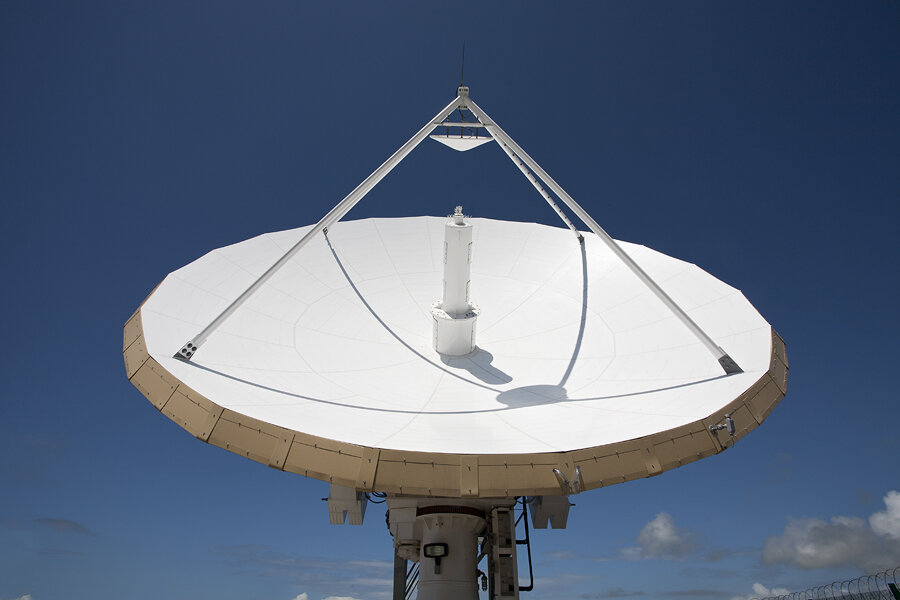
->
[388, 498, 523, 600]
[418, 511, 482, 600]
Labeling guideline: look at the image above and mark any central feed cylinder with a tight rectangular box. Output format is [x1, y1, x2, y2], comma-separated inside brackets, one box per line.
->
[431, 207, 480, 356]
[442, 209, 473, 314]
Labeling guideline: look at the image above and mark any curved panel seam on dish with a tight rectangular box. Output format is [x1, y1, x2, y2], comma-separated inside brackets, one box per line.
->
[321, 230, 503, 393]
[166, 357, 737, 417]
[370, 368, 450, 447]
[371, 219, 433, 316]
[488, 411, 564, 453]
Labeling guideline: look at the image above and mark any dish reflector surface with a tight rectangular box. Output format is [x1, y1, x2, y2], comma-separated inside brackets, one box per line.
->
[139, 217, 774, 455]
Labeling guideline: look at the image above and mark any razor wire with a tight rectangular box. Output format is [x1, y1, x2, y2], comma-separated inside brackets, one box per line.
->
[756, 567, 899, 600]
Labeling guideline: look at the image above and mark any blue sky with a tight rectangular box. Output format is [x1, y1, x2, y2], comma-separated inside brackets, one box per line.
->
[1, 2, 899, 600]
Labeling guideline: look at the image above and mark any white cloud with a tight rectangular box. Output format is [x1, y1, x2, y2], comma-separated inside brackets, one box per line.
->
[343, 578, 392, 587]
[763, 490, 900, 572]
[583, 588, 646, 598]
[215, 545, 390, 596]
[634, 512, 694, 559]
[288, 594, 363, 600]
[763, 516, 879, 568]
[870, 490, 900, 539]
[546, 549, 578, 560]
[344, 560, 392, 570]
[731, 582, 790, 600]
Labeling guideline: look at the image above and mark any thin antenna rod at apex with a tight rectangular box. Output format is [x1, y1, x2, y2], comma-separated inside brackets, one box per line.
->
[459, 42, 466, 85]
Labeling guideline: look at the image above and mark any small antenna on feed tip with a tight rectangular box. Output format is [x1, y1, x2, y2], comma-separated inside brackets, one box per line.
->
[459, 42, 466, 86]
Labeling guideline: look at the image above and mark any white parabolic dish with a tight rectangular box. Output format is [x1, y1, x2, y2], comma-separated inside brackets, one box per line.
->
[125, 215, 787, 497]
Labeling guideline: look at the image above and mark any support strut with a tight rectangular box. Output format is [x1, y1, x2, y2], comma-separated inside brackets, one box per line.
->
[174, 86, 742, 375]
[465, 94, 742, 374]
[175, 94, 466, 360]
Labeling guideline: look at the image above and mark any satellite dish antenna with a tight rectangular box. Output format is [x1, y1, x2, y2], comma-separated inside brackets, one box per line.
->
[124, 84, 788, 600]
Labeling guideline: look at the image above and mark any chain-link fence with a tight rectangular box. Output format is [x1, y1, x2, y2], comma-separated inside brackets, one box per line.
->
[757, 567, 900, 600]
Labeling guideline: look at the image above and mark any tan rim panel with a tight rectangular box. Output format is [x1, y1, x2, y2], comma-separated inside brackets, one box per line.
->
[124, 301, 787, 499]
